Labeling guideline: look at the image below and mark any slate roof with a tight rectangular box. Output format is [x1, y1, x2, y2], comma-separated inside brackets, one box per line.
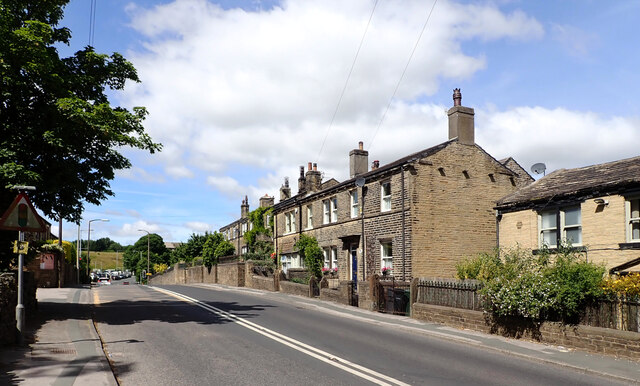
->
[496, 155, 640, 211]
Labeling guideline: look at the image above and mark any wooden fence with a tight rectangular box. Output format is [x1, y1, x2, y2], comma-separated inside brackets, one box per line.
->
[416, 278, 483, 311]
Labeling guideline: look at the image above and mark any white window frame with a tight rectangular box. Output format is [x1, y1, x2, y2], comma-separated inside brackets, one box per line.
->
[285, 211, 296, 234]
[350, 190, 359, 218]
[306, 205, 313, 230]
[626, 196, 640, 242]
[331, 197, 338, 223]
[241, 222, 247, 233]
[381, 182, 391, 212]
[323, 200, 330, 224]
[381, 242, 393, 274]
[241, 246, 247, 255]
[323, 248, 330, 268]
[538, 206, 582, 248]
[331, 247, 338, 270]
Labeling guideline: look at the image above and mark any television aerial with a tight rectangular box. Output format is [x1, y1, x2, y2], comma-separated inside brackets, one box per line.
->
[530, 162, 546, 176]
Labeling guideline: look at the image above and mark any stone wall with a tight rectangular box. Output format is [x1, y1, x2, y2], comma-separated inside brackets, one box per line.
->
[0, 272, 37, 346]
[319, 288, 344, 304]
[412, 302, 640, 361]
[217, 262, 245, 287]
[186, 266, 203, 283]
[250, 275, 277, 292]
[279, 281, 309, 297]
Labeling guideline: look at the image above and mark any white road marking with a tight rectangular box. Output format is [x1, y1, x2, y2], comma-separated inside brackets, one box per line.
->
[150, 286, 411, 386]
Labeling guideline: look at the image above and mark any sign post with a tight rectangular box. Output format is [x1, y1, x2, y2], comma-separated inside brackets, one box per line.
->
[0, 188, 46, 342]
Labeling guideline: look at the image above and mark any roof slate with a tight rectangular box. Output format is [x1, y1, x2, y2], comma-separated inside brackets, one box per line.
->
[496, 155, 640, 210]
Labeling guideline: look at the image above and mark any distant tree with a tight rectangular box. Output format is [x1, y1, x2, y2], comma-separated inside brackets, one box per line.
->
[122, 234, 169, 273]
[201, 232, 234, 268]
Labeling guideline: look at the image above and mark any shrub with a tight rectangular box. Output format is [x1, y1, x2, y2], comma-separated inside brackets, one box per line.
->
[294, 234, 323, 279]
[602, 273, 640, 298]
[477, 244, 605, 321]
[455, 250, 502, 281]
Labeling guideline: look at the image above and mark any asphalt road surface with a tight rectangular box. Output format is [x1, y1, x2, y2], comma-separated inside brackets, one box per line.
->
[92, 284, 635, 386]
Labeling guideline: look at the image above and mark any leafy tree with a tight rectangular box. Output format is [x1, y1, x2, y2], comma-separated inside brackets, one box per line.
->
[201, 232, 234, 268]
[0, 1, 161, 225]
[244, 206, 274, 259]
[122, 234, 169, 274]
[294, 234, 323, 280]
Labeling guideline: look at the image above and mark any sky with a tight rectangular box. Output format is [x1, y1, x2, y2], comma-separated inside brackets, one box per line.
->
[50, 0, 640, 246]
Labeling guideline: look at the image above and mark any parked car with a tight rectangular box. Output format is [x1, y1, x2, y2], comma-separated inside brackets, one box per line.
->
[97, 276, 111, 285]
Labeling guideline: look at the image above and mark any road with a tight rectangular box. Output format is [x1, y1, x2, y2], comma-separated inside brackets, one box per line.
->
[93, 284, 637, 385]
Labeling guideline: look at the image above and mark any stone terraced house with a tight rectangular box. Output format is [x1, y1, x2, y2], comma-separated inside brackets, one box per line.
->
[272, 90, 533, 281]
[496, 156, 640, 274]
[220, 195, 274, 257]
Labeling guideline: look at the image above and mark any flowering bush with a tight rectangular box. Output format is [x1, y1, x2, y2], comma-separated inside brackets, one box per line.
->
[475, 244, 605, 321]
[602, 273, 640, 297]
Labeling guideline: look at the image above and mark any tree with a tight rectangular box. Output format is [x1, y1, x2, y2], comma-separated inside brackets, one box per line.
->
[201, 232, 234, 268]
[244, 206, 273, 259]
[294, 234, 323, 279]
[0, 1, 161, 224]
[122, 234, 169, 273]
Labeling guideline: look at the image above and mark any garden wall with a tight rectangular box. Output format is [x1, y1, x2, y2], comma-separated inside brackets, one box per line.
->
[0, 272, 37, 346]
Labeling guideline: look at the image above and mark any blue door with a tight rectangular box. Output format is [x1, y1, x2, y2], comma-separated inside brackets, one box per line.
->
[350, 244, 358, 287]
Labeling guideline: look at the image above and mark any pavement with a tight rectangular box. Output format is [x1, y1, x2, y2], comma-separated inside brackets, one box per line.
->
[0, 286, 117, 386]
[1, 283, 639, 385]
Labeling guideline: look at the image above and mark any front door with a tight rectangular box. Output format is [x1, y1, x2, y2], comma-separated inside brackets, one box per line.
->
[350, 243, 358, 287]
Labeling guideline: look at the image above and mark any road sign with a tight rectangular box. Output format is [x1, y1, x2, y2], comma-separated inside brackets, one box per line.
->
[0, 193, 47, 232]
[13, 241, 29, 254]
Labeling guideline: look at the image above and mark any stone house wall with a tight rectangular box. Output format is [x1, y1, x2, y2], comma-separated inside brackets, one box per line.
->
[499, 194, 640, 272]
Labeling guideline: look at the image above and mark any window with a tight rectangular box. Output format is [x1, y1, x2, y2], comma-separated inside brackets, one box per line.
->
[626, 197, 640, 242]
[281, 253, 301, 273]
[323, 200, 330, 224]
[331, 247, 338, 269]
[241, 246, 247, 255]
[323, 248, 330, 268]
[538, 206, 582, 248]
[331, 197, 338, 222]
[241, 222, 247, 233]
[350, 190, 359, 218]
[306, 205, 313, 229]
[381, 182, 391, 212]
[285, 211, 296, 234]
[381, 242, 392, 274]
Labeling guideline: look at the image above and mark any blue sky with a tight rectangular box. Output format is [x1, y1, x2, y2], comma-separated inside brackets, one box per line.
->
[52, 0, 640, 246]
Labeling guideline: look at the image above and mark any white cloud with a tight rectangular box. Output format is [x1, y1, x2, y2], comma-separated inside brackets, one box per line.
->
[551, 24, 599, 57]
[184, 221, 213, 233]
[121, 0, 545, 197]
[116, 167, 166, 183]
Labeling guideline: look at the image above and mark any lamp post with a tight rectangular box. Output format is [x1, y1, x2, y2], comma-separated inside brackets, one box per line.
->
[138, 229, 150, 284]
[87, 219, 109, 277]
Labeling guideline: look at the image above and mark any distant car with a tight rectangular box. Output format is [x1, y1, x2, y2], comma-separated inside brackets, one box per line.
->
[98, 276, 111, 285]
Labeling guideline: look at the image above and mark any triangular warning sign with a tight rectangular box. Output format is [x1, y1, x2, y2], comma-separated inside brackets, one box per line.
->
[0, 193, 47, 232]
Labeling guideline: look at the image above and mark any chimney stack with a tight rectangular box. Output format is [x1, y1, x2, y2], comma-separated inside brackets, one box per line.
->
[349, 141, 369, 178]
[305, 162, 322, 192]
[241, 195, 249, 219]
[298, 166, 306, 194]
[280, 177, 291, 201]
[447, 88, 475, 145]
[259, 194, 274, 208]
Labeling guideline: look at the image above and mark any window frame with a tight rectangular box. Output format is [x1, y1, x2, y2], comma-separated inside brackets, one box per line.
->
[538, 206, 582, 248]
[331, 197, 338, 223]
[626, 196, 640, 242]
[284, 211, 296, 234]
[323, 200, 330, 224]
[350, 190, 359, 218]
[306, 204, 313, 230]
[381, 181, 391, 212]
[380, 241, 393, 274]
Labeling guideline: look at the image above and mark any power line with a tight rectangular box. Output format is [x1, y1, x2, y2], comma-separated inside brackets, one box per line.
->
[368, 0, 438, 150]
[317, 0, 379, 162]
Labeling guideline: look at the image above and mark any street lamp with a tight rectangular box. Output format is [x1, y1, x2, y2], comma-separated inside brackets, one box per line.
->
[138, 229, 150, 284]
[87, 219, 109, 277]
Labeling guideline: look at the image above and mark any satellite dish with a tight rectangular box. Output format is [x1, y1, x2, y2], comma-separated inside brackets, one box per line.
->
[530, 162, 547, 176]
[355, 177, 366, 187]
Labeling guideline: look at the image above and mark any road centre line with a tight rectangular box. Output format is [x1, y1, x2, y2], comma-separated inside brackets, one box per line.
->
[150, 286, 410, 386]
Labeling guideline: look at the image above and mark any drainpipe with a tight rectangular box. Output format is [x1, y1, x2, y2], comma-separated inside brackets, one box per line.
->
[495, 209, 502, 257]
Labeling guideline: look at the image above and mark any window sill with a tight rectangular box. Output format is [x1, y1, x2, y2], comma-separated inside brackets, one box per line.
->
[619, 242, 640, 250]
[532, 246, 586, 254]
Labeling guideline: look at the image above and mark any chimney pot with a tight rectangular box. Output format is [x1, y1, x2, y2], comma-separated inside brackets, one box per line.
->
[453, 88, 462, 107]
[313, 163, 317, 171]
[358, 141, 363, 150]
[308, 162, 312, 171]
[372, 160, 380, 170]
